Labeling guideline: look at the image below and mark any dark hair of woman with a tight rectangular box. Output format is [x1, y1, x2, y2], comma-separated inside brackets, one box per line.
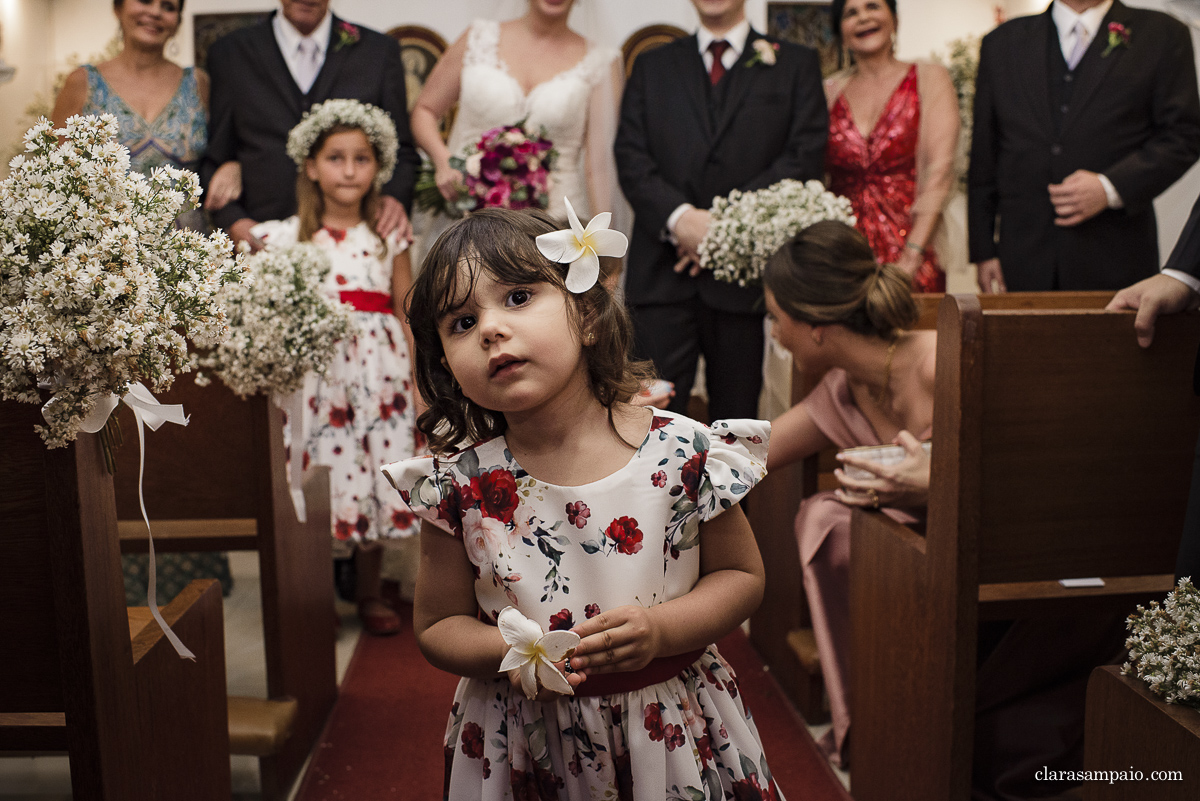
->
[114, 0, 185, 12]
[763, 219, 917, 339]
[829, 0, 897, 42]
[407, 207, 655, 455]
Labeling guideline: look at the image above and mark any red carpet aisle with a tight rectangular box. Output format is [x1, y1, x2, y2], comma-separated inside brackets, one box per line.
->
[295, 603, 850, 801]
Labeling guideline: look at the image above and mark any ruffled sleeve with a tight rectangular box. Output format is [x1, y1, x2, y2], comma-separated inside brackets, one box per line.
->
[380, 455, 460, 537]
[696, 418, 770, 521]
[250, 216, 300, 249]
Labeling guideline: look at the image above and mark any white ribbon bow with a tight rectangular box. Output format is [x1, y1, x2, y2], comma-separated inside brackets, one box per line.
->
[535, 198, 629, 293]
[47, 382, 195, 660]
[497, 606, 580, 700]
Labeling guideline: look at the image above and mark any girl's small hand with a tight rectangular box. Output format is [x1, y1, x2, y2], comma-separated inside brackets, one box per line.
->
[834, 430, 930, 509]
[569, 606, 663, 675]
[436, 164, 466, 202]
[505, 660, 587, 702]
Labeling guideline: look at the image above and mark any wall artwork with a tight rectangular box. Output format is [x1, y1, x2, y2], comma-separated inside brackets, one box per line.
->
[766, 2, 840, 77]
[192, 13, 271, 72]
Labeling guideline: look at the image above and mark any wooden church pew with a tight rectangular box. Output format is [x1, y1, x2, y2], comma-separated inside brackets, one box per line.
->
[746, 290, 1115, 725]
[848, 295, 1200, 801]
[112, 374, 336, 801]
[0, 400, 230, 800]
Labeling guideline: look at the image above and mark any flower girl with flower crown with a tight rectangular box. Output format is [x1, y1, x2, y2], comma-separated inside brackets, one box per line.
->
[253, 99, 419, 635]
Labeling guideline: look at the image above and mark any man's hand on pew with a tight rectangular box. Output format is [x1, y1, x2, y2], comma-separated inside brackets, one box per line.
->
[1107, 273, 1200, 348]
[834, 430, 930, 510]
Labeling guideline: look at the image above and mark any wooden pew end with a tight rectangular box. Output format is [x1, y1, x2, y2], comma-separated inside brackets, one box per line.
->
[228, 696, 299, 757]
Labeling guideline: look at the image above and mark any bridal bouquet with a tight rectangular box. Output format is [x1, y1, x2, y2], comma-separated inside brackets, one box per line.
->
[0, 115, 242, 447]
[192, 243, 351, 399]
[698, 179, 856, 287]
[416, 122, 556, 217]
[1123, 577, 1200, 707]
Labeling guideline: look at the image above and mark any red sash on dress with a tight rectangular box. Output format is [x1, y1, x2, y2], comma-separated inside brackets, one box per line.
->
[339, 290, 393, 313]
[573, 648, 706, 697]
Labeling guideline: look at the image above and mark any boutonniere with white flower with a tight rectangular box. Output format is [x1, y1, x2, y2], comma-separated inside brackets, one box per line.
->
[535, 197, 628, 293]
[746, 39, 780, 68]
[1101, 22, 1131, 57]
[497, 606, 580, 701]
[334, 21, 361, 52]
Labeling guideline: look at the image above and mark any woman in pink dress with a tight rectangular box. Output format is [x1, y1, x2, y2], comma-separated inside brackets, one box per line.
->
[766, 220, 935, 768]
[825, 0, 959, 293]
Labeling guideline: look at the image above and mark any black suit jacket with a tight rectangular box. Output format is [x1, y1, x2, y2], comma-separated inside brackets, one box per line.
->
[201, 13, 419, 230]
[615, 30, 827, 313]
[968, 1, 1200, 290]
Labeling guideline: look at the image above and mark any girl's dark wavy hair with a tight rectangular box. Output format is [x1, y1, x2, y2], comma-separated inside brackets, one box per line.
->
[406, 207, 654, 455]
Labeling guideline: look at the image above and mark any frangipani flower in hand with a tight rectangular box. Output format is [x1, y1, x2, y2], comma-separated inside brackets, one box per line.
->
[535, 197, 628, 292]
[497, 606, 580, 700]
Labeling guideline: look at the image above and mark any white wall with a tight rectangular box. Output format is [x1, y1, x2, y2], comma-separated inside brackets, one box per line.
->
[4, 0, 1200, 261]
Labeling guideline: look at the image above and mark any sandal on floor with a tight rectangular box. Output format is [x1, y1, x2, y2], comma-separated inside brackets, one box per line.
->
[358, 597, 401, 636]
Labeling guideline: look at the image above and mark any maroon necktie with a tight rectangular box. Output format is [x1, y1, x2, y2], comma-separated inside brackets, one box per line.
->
[708, 40, 730, 85]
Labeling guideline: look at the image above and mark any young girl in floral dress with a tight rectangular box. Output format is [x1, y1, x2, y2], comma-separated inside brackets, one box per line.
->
[382, 204, 782, 799]
[253, 99, 419, 636]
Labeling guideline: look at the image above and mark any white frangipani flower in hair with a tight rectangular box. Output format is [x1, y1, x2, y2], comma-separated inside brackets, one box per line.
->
[496, 606, 580, 700]
[535, 197, 628, 293]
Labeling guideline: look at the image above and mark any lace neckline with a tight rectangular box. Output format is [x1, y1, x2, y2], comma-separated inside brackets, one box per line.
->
[469, 18, 598, 99]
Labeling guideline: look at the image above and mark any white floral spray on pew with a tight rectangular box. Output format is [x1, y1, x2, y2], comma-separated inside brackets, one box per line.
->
[0, 115, 243, 449]
[1123, 577, 1200, 708]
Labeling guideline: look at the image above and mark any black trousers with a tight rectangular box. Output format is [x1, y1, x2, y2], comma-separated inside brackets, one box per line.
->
[630, 298, 765, 421]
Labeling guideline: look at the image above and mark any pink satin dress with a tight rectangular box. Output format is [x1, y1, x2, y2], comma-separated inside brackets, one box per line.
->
[827, 64, 945, 293]
[796, 368, 931, 768]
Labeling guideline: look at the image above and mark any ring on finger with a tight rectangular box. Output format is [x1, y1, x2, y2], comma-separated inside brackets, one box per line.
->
[867, 488, 880, 508]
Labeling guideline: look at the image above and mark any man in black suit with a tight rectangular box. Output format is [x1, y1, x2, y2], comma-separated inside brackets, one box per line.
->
[615, 0, 827, 420]
[202, 0, 418, 250]
[969, 0, 1200, 292]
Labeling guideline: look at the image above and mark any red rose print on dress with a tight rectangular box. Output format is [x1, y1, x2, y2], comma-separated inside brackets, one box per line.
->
[548, 609, 574, 631]
[662, 722, 686, 752]
[391, 509, 415, 531]
[566, 500, 590, 528]
[680, 451, 707, 502]
[469, 469, 520, 523]
[584, 603, 600, 619]
[650, 415, 671, 432]
[460, 721, 484, 759]
[651, 470, 667, 488]
[329, 405, 354, 428]
[604, 516, 643, 555]
[643, 702, 665, 741]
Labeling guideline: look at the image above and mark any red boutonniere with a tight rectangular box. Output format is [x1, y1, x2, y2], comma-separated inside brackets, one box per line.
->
[1101, 22, 1131, 57]
[746, 39, 780, 68]
[334, 21, 361, 52]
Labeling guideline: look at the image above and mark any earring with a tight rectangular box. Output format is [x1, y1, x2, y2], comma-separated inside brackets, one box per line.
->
[166, 37, 181, 59]
[583, 332, 596, 346]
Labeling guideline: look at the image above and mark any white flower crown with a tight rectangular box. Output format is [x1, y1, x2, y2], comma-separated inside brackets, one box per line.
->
[286, 99, 399, 190]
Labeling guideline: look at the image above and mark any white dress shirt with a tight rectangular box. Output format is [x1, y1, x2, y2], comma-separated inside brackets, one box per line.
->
[273, 9, 333, 94]
[667, 18, 754, 237]
[1051, 0, 1123, 209]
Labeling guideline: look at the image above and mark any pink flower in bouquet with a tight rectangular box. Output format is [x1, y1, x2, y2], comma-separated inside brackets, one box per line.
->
[451, 122, 557, 212]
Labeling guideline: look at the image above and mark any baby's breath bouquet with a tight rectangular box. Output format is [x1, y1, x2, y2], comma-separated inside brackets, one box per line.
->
[1123, 577, 1200, 708]
[192, 244, 351, 399]
[0, 115, 242, 447]
[697, 179, 856, 287]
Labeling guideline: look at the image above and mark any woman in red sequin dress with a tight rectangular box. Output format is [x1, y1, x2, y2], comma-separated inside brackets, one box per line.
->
[825, 0, 959, 293]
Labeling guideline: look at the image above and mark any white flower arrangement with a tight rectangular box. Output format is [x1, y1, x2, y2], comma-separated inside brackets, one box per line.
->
[191, 243, 352, 399]
[286, 99, 398, 189]
[1123, 577, 1200, 708]
[0, 115, 242, 447]
[697, 179, 857, 287]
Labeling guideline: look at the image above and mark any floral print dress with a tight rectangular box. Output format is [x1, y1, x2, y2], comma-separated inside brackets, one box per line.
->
[255, 217, 420, 553]
[382, 411, 782, 801]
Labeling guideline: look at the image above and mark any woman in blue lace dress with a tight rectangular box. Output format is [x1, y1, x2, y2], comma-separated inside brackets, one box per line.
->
[52, 0, 240, 605]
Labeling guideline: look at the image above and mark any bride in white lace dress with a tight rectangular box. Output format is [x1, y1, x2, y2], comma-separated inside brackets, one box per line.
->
[411, 0, 623, 232]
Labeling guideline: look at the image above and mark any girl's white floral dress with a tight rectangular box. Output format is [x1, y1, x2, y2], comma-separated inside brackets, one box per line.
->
[254, 217, 420, 552]
[382, 411, 782, 801]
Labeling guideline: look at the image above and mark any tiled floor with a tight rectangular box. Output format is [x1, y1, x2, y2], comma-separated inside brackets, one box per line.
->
[0, 552, 363, 800]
